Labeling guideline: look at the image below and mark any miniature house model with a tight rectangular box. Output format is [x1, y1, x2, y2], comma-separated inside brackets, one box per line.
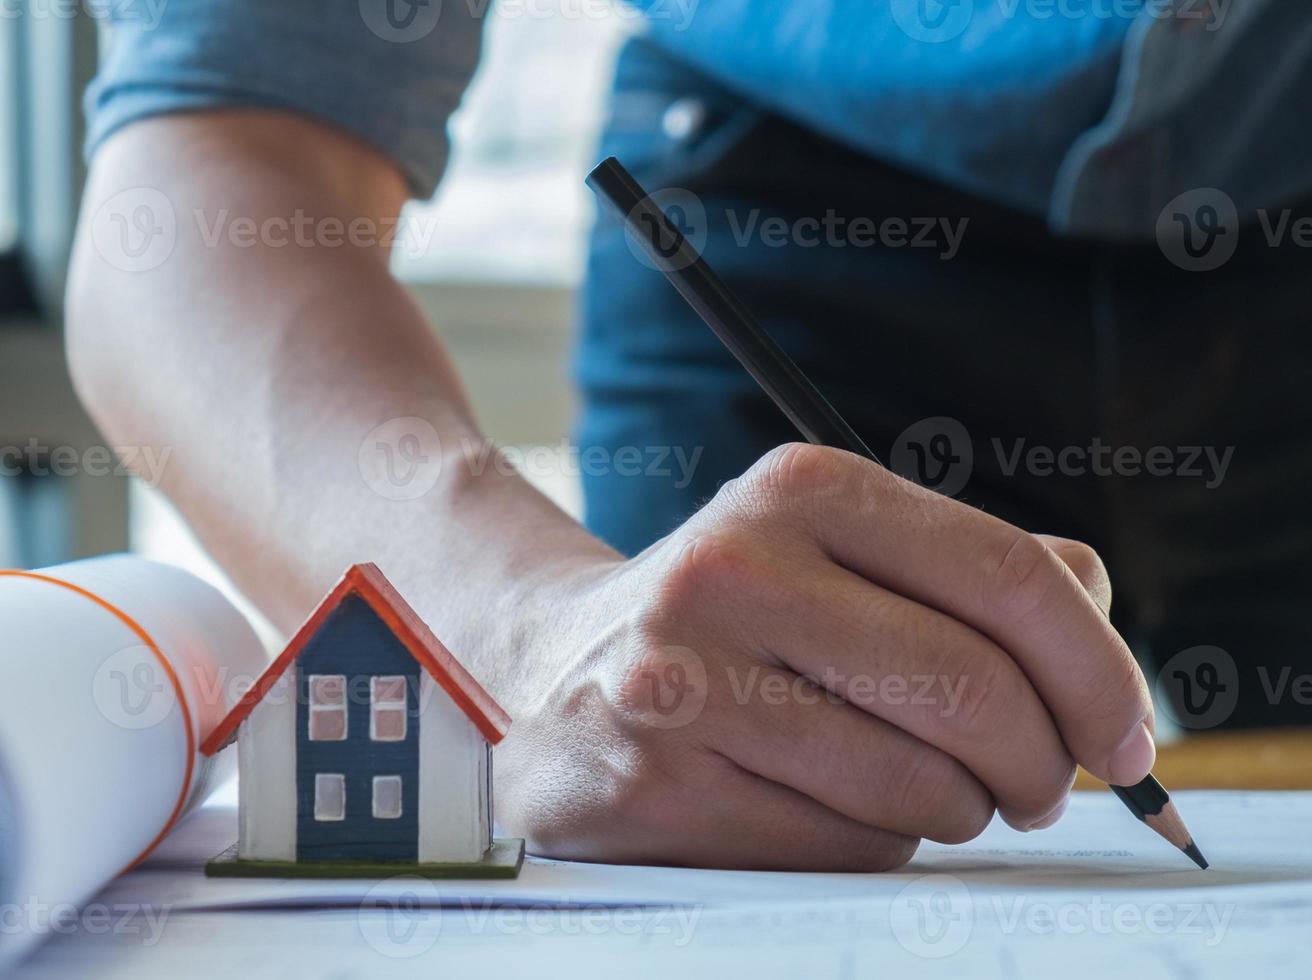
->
[200, 563, 522, 877]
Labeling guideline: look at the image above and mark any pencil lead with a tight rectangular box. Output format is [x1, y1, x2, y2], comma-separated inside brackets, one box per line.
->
[1141, 799, 1207, 867]
[1183, 841, 1209, 870]
[1112, 777, 1208, 869]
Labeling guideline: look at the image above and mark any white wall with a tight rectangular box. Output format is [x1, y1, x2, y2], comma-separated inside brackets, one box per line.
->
[237, 671, 296, 861]
[417, 674, 488, 863]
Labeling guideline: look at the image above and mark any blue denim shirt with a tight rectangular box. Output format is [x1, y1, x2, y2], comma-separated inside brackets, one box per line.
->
[85, 0, 1307, 239]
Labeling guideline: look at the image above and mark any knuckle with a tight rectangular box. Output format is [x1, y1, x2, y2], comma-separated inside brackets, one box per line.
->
[1058, 540, 1106, 587]
[613, 643, 700, 717]
[660, 531, 764, 611]
[750, 442, 848, 500]
[983, 531, 1065, 622]
[615, 647, 669, 717]
[1055, 539, 1113, 610]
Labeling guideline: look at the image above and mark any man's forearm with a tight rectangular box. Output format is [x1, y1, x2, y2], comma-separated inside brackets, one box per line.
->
[63, 109, 1159, 871]
[66, 111, 617, 710]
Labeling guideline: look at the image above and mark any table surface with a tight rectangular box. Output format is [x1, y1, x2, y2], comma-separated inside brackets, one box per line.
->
[1073, 729, 1312, 790]
[9, 733, 1312, 980]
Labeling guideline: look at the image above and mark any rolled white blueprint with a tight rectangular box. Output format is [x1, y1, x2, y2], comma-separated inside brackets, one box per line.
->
[0, 555, 265, 970]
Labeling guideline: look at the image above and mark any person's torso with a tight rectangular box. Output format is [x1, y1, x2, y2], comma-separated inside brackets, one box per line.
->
[632, 0, 1309, 239]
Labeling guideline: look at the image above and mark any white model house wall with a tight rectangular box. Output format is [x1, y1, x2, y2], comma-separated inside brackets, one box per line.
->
[236, 671, 297, 861]
[417, 673, 488, 862]
[235, 668, 491, 863]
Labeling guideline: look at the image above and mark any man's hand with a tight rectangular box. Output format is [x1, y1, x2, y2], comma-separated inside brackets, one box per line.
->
[498, 443, 1155, 870]
[69, 113, 1152, 873]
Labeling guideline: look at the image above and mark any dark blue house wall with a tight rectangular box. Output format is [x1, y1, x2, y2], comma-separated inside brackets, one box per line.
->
[295, 594, 421, 862]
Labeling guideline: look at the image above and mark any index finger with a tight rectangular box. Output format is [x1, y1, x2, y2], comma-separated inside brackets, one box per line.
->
[750, 444, 1156, 787]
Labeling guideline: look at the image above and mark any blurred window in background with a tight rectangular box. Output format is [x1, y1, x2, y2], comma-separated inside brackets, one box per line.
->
[0, 15, 19, 254]
[1, 7, 129, 572]
[394, 1, 633, 288]
[0, 1, 41, 558]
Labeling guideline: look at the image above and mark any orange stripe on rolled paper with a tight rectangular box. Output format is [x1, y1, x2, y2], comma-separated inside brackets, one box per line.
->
[0, 570, 197, 873]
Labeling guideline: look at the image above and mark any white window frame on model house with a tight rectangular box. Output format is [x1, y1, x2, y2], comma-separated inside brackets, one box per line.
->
[307, 674, 348, 741]
[370, 675, 408, 742]
[313, 773, 345, 821]
[372, 775, 403, 820]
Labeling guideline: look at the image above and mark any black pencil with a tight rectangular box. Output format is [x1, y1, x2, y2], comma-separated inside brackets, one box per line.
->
[1111, 777, 1208, 869]
[587, 155, 1208, 871]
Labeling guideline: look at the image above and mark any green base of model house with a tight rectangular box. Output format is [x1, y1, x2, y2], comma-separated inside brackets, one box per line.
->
[204, 838, 525, 879]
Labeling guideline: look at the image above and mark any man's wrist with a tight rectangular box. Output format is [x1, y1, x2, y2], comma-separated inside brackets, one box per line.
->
[416, 435, 622, 711]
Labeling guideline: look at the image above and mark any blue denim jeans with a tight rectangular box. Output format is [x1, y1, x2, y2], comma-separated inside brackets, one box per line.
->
[577, 38, 1312, 731]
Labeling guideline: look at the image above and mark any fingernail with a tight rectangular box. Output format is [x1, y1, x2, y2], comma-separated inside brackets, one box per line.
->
[1109, 720, 1156, 786]
[1026, 795, 1069, 832]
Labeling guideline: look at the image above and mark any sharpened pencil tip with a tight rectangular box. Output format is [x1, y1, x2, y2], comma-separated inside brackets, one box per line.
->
[1183, 842, 1209, 870]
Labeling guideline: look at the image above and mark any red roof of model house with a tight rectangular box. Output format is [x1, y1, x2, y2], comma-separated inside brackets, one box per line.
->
[200, 563, 511, 755]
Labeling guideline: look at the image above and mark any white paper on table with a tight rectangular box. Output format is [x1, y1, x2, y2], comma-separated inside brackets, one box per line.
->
[99, 789, 1312, 909]
[0, 556, 266, 972]
[13, 791, 1312, 979]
